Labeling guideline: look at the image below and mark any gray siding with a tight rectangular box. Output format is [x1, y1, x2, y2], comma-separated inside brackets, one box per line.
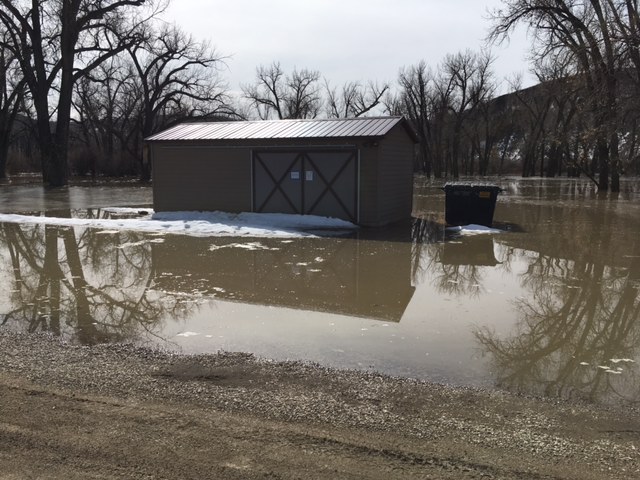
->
[376, 124, 415, 225]
[357, 145, 379, 226]
[152, 145, 251, 212]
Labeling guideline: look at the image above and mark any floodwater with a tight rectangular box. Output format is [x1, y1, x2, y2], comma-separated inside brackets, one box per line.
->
[1, 177, 639, 405]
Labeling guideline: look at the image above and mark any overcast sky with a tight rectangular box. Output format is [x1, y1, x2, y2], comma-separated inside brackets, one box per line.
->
[162, 0, 533, 96]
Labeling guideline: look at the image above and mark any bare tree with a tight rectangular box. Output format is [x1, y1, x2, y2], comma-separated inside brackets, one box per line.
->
[0, 29, 26, 178]
[242, 62, 322, 119]
[395, 54, 496, 179]
[72, 23, 232, 179]
[439, 50, 495, 177]
[0, 0, 159, 186]
[397, 61, 439, 176]
[127, 23, 232, 180]
[72, 56, 139, 177]
[325, 80, 389, 118]
[535, 55, 583, 178]
[489, 0, 626, 191]
[507, 74, 554, 177]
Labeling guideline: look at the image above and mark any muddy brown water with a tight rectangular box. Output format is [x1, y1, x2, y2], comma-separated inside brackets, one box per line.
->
[1, 177, 639, 405]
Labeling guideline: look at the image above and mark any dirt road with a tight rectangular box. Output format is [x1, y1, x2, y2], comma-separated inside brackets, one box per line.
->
[0, 332, 638, 479]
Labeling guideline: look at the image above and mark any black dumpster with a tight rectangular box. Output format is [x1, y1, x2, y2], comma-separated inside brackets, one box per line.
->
[442, 183, 502, 227]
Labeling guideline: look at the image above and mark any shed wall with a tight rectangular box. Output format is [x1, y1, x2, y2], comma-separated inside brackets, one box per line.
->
[376, 124, 415, 225]
[356, 145, 379, 226]
[152, 145, 251, 212]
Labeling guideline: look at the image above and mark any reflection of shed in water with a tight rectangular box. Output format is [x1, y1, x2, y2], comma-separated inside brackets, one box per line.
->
[441, 236, 499, 266]
[151, 236, 415, 322]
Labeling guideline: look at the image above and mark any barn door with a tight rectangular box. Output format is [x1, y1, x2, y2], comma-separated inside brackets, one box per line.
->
[303, 150, 357, 221]
[253, 151, 304, 215]
[252, 149, 358, 222]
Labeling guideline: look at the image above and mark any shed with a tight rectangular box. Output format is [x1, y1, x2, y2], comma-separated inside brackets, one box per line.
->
[145, 116, 418, 227]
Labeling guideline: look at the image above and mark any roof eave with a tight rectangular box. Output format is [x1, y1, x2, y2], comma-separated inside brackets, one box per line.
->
[144, 116, 420, 143]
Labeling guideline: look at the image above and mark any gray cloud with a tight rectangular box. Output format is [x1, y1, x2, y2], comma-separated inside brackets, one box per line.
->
[162, 0, 532, 93]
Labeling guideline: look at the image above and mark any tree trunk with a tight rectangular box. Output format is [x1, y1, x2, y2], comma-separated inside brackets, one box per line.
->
[47, 0, 81, 187]
[420, 141, 431, 177]
[0, 116, 10, 178]
[451, 125, 461, 179]
[596, 137, 609, 191]
[47, 141, 70, 187]
[610, 131, 620, 192]
[140, 144, 151, 182]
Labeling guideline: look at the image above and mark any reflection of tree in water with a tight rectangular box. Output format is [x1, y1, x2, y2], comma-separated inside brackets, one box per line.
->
[428, 259, 486, 297]
[475, 207, 640, 404]
[410, 216, 443, 285]
[0, 221, 196, 345]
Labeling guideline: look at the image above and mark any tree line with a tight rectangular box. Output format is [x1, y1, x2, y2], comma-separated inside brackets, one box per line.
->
[0, 0, 232, 185]
[1, 0, 640, 191]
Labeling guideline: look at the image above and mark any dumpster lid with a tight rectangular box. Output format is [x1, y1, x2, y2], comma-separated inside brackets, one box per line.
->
[442, 182, 502, 191]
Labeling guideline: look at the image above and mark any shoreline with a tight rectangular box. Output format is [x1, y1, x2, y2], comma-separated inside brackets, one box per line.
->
[1, 330, 639, 479]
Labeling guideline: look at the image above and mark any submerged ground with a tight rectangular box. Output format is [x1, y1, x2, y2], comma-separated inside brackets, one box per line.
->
[1, 331, 638, 479]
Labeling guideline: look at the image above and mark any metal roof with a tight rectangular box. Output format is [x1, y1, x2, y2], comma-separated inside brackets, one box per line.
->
[146, 116, 417, 142]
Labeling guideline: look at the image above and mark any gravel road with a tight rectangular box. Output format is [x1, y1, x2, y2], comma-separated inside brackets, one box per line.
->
[0, 331, 638, 479]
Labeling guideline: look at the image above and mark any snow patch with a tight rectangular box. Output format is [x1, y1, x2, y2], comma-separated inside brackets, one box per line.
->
[209, 242, 280, 251]
[101, 207, 152, 215]
[0, 209, 357, 239]
[446, 224, 502, 235]
[117, 238, 165, 249]
[176, 331, 200, 337]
